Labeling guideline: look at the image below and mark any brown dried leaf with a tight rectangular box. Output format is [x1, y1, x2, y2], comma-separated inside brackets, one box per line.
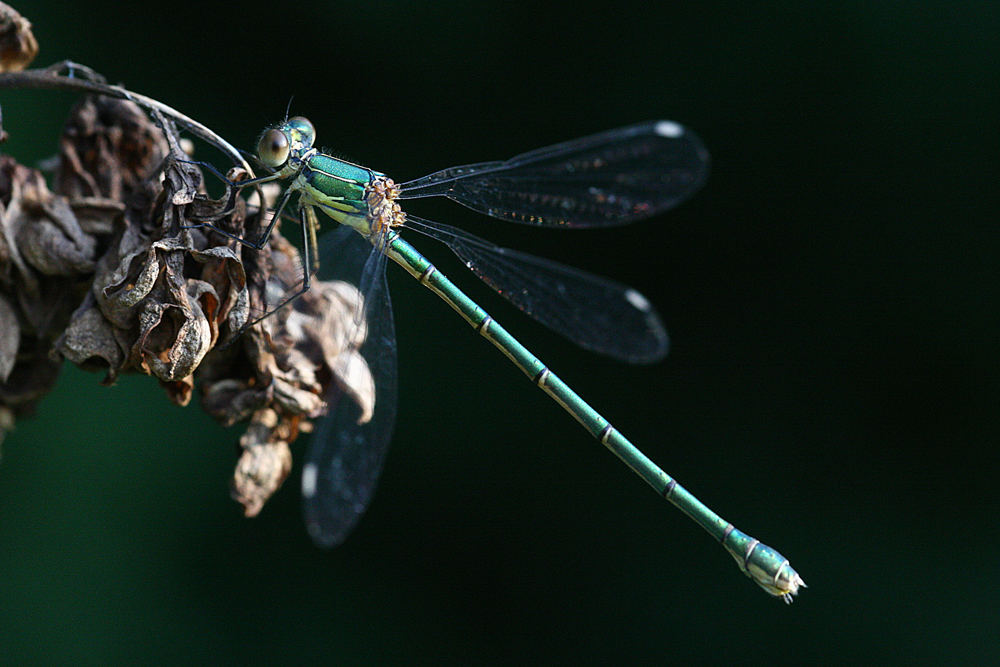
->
[97, 224, 163, 325]
[331, 349, 375, 425]
[56, 292, 125, 379]
[0, 292, 19, 381]
[0, 157, 88, 337]
[189, 244, 248, 338]
[1, 158, 49, 298]
[231, 408, 293, 517]
[56, 96, 168, 201]
[0, 338, 61, 417]
[201, 378, 269, 427]
[294, 281, 374, 424]
[69, 197, 125, 237]
[135, 296, 210, 385]
[17, 196, 96, 276]
[0, 3, 38, 73]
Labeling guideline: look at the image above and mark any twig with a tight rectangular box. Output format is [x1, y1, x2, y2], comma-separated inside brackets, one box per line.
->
[0, 61, 254, 176]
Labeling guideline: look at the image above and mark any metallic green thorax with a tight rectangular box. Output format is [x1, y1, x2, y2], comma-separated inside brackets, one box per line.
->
[296, 155, 380, 230]
[304, 155, 373, 206]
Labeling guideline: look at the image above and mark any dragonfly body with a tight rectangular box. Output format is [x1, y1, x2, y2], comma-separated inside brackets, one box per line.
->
[208, 117, 804, 602]
[385, 231, 800, 599]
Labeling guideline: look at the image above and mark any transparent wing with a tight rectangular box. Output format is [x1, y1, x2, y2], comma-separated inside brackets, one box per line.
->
[404, 215, 667, 363]
[302, 225, 398, 547]
[397, 120, 709, 228]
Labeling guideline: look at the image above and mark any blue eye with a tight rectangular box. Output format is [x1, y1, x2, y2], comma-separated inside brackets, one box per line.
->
[287, 116, 316, 147]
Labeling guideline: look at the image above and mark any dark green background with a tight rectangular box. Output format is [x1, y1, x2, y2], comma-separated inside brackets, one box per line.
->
[2, 1, 997, 663]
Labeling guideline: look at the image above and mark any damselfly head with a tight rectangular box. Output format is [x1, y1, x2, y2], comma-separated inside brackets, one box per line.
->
[256, 116, 316, 169]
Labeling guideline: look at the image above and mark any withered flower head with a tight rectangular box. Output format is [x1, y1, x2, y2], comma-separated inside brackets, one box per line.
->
[0, 93, 374, 517]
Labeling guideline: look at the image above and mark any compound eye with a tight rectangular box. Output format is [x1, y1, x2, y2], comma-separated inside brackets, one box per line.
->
[287, 116, 316, 147]
[257, 128, 290, 168]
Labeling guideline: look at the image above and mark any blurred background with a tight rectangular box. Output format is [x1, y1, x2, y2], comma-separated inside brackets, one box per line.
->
[1, 1, 997, 663]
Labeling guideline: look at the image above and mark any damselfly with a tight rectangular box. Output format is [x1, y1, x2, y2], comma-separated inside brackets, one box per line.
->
[193, 117, 804, 602]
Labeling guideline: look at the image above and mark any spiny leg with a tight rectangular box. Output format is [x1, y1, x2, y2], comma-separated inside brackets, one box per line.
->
[245, 181, 298, 249]
[184, 171, 297, 253]
[178, 156, 288, 243]
[306, 203, 321, 278]
[235, 203, 319, 335]
[179, 157, 283, 191]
